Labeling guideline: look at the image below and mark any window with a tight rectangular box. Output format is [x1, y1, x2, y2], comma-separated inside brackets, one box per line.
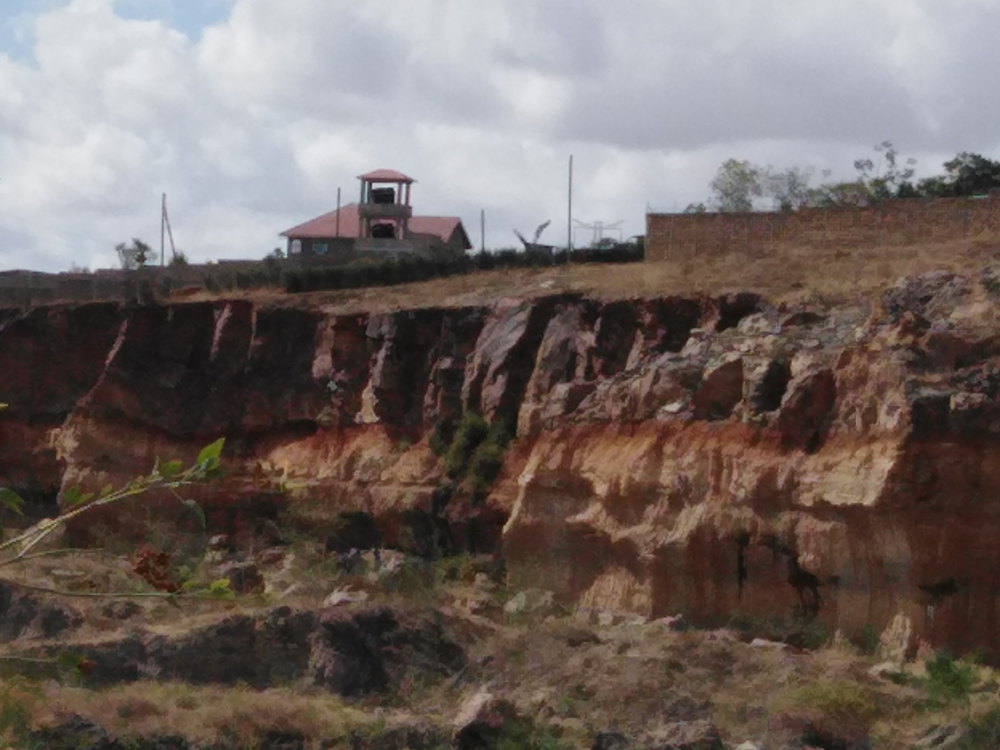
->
[290, 239, 302, 255]
[314, 242, 328, 255]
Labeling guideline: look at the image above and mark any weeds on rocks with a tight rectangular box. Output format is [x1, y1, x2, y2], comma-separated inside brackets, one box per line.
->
[923, 652, 976, 709]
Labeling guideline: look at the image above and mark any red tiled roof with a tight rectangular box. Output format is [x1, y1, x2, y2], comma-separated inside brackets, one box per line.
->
[358, 169, 415, 183]
[411, 216, 472, 249]
[281, 203, 471, 248]
[282, 204, 363, 239]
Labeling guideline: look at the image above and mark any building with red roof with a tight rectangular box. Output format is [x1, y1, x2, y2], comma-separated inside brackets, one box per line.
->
[281, 170, 472, 260]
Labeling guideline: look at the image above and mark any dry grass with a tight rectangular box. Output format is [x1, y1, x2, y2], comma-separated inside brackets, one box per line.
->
[170, 238, 1000, 314]
[27, 681, 385, 746]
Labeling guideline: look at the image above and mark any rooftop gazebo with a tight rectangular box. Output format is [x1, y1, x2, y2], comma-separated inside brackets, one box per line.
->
[357, 169, 415, 241]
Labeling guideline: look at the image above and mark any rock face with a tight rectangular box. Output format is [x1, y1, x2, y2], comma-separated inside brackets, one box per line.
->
[8, 269, 1000, 659]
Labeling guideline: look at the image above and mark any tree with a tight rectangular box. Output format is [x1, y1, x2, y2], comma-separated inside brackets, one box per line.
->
[116, 238, 157, 270]
[764, 166, 815, 211]
[930, 152, 1000, 197]
[709, 159, 765, 212]
[852, 140, 916, 204]
[168, 251, 189, 268]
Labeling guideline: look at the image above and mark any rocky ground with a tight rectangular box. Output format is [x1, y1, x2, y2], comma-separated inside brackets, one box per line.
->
[0, 529, 1000, 750]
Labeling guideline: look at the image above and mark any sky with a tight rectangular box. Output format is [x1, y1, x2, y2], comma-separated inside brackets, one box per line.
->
[1, 0, 999, 272]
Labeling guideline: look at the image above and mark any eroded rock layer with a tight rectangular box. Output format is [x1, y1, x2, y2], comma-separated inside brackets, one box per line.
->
[3, 268, 1000, 657]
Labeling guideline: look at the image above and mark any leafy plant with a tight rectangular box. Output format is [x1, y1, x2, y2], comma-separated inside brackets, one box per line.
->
[924, 652, 976, 708]
[440, 411, 510, 493]
[468, 440, 505, 492]
[0, 438, 226, 601]
[443, 412, 490, 478]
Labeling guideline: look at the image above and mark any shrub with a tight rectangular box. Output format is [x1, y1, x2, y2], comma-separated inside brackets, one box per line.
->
[468, 441, 506, 492]
[855, 623, 880, 656]
[443, 412, 490, 478]
[770, 679, 878, 737]
[282, 242, 644, 294]
[428, 420, 452, 456]
[924, 652, 976, 707]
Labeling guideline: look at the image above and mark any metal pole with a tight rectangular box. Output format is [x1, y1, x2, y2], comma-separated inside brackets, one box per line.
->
[160, 193, 166, 267]
[567, 155, 574, 260]
[480, 209, 485, 252]
[336, 187, 341, 237]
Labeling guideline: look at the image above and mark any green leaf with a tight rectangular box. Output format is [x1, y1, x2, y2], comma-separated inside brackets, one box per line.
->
[196, 439, 225, 469]
[207, 578, 234, 599]
[0, 403, 7, 411]
[181, 498, 206, 530]
[56, 651, 86, 675]
[100, 484, 114, 498]
[0, 488, 24, 516]
[160, 460, 184, 479]
[63, 486, 94, 508]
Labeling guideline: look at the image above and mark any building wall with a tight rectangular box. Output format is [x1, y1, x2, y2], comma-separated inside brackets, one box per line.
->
[646, 195, 1000, 262]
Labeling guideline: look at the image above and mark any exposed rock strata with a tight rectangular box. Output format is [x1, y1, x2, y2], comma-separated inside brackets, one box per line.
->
[4, 270, 1000, 658]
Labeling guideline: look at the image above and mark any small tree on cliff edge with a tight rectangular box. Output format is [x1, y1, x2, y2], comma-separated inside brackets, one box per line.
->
[116, 238, 157, 270]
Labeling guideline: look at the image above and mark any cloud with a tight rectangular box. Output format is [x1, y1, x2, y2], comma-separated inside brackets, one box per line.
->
[0, 0, 999, 272]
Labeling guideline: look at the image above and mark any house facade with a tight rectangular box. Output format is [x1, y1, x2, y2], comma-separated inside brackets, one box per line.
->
[281, 169, 472, 261]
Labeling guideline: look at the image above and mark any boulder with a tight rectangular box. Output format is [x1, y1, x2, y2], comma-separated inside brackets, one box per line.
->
[693, 355, 743, 421]
[310, 606, 465, 696]
[217, 560, 264, 594]
[776, 368, 836, 451]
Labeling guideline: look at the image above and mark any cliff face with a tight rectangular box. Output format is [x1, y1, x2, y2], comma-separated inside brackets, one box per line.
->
[3, 269, 1000, 658]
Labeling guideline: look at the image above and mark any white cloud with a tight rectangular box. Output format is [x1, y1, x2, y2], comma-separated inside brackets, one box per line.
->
[0, 0, 999, 272]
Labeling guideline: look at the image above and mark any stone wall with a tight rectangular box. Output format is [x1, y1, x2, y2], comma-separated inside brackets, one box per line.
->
[646, 195, 1000, 262]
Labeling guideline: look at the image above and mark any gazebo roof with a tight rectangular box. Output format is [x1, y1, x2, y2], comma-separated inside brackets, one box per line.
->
[358, 169, 415, 184]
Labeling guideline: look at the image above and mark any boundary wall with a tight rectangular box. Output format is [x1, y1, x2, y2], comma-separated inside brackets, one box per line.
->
[0, 261, 277, 308]
[646, 195, 1000, 262]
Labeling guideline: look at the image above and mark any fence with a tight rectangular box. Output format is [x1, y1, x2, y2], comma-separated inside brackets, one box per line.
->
[646, 194, 1000, 263]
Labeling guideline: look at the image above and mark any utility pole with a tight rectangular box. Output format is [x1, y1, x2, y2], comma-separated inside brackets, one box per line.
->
[160, 193, 166, 267]
[481, 209, 486, 253]
[567, 155, 574, 262]
[336, 187, 341, 237]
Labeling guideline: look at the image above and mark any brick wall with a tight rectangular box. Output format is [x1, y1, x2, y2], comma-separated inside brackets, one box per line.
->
[646, 195, 1000, 262]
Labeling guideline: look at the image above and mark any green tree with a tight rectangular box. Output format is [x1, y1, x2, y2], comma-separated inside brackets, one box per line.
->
[709, 159, 765, 212]
[919, 152, 1000, 197]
